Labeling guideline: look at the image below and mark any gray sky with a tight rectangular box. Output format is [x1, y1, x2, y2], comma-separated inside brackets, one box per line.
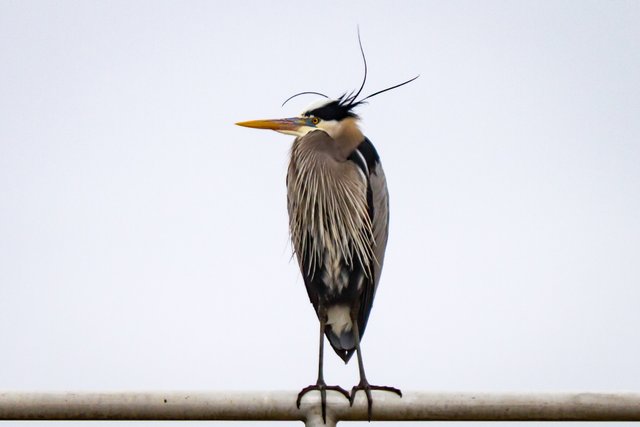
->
[1, 1, 639, 426]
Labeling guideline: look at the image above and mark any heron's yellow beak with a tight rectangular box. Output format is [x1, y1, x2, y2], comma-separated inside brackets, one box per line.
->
[235, 117, 307, 132]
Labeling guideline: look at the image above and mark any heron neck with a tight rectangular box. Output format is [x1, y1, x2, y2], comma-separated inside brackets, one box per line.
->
[331, 118, 365, 160]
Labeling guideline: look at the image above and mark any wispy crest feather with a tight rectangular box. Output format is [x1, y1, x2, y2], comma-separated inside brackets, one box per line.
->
[282, 28, 419, 114]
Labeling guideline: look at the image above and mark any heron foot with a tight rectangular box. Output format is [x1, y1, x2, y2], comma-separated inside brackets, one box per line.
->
[349, 380, 402, 421]
[297, 381, 350, 423]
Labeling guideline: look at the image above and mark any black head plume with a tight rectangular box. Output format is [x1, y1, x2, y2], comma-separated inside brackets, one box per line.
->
[302, 94, 362, 121]
[343, 26, 369, 107]
[283, 27, 418, 120]
[281, 91, 328, 108]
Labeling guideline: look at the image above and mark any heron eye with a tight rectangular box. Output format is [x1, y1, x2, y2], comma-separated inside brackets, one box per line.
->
[311, 117, 320, 125]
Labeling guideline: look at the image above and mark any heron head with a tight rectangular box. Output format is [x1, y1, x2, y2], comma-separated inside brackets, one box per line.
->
[235, 96, 362, 140]
[237, 29, 418, 140]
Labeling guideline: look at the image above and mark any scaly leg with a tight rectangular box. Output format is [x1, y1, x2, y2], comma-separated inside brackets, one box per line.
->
[297, 306, 350, 423]
[349, 314, 402, 421]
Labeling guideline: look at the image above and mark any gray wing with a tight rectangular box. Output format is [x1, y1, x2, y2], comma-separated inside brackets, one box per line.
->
[349, 138, 389, 341]
[370, 161, 390, 292]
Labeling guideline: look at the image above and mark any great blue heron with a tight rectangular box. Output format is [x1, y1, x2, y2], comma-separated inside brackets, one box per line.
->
[236, 36, 416, 422]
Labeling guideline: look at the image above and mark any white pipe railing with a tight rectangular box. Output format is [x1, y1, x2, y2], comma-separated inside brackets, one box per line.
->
[2, 391, 640, 426]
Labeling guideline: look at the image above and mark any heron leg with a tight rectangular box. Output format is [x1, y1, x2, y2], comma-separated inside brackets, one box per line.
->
[296, 306, 350, 423]
[349, 314, 402, 421]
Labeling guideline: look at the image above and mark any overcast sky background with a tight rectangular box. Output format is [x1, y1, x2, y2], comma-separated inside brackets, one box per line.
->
[1, 1, 639, 426]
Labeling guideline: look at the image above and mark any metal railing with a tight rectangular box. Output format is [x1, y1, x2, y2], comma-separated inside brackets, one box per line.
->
[2, 391, 640, 426]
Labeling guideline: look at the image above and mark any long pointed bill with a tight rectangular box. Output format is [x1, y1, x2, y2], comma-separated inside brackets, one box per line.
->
[235, 117, 305, 132]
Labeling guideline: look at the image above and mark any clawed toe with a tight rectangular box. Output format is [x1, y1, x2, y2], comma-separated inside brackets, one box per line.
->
[297, 383, 350, 423]
[350, 382, 402, 421]
[296, 384, 350, 407]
